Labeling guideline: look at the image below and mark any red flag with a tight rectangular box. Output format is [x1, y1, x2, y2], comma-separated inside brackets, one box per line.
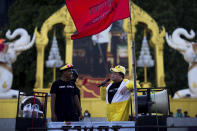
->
[65, 0, 130, 39]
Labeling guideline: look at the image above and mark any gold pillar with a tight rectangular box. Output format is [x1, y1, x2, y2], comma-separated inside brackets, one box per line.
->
[141, 64, 152, 88]
[35, 45, 45, 89]
[155, 45, 165, 87]
[63, 11, 76, 64]
[123, 2, 166, 87]
[144, 64, 147, 82]
[64, 33, 73, 64]
[123, 17, 137, 79]
[127, 33, 133, 78]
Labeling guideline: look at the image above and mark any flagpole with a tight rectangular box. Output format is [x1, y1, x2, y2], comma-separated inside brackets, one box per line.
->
[129, 0, 138, 119]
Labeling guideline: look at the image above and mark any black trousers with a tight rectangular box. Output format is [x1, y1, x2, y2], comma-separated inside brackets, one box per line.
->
[57, 113, 79, 122]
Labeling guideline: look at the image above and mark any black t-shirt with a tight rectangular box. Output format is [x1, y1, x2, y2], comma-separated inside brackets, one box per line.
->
[71, 80, 80, 102]
[50, 79, 78, 121]
[108, 81, 122, 104]
[70, 80, 81, 118]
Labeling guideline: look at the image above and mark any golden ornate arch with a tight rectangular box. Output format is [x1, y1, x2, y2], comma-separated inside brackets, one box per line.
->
[123, 2, 166, 87]
[34, 3, 166, 90]
[34, 6, 76, 89]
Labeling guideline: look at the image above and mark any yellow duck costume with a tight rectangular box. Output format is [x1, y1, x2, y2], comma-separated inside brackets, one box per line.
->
[100, 65, 140, 121]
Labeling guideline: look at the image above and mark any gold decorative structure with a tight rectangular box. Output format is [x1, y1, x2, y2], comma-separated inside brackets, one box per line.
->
[137, 29, 154, 88]
[34, 6, 76, 90]
[123, 2, 166, 87]
[2, 3, 197, 120]
[34, 3, 166, 90]
[141, 64, 152, 88]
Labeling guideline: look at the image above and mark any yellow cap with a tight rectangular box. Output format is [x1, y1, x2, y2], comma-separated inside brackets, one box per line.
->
[110, 65, 126, 75]
[60, 64, 73, 71]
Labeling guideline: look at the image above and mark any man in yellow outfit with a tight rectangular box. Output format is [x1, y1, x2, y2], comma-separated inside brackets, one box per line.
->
[100, 65, 140, 121]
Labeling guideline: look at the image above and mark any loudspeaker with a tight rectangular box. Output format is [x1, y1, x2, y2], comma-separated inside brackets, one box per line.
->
[151, 90, 169, 115]
[138, 90, 169, 115]
[19, 96, 43, 118]
[16, 96, 46, 131]
[20, 96, 42, 111]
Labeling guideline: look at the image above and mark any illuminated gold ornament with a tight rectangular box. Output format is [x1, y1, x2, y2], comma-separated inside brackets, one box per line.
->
[3, 82, 7, 88]
[193, 82, 197, 88]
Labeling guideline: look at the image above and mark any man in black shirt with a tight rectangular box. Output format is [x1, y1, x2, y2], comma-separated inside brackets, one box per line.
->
[50, 64, 82, 121]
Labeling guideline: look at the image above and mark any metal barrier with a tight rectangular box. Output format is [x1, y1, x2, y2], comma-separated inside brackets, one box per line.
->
[48, 121, 135, 131]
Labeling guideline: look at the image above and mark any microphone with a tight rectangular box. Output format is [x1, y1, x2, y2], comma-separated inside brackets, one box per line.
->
[98, 78, 110, 87]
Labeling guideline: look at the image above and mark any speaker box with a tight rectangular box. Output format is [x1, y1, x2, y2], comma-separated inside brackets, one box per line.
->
[135, 116, 167, 131]
[15, 117, 47, 131]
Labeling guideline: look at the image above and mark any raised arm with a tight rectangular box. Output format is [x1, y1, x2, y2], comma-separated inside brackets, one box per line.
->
[120, 80, 141, 95]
